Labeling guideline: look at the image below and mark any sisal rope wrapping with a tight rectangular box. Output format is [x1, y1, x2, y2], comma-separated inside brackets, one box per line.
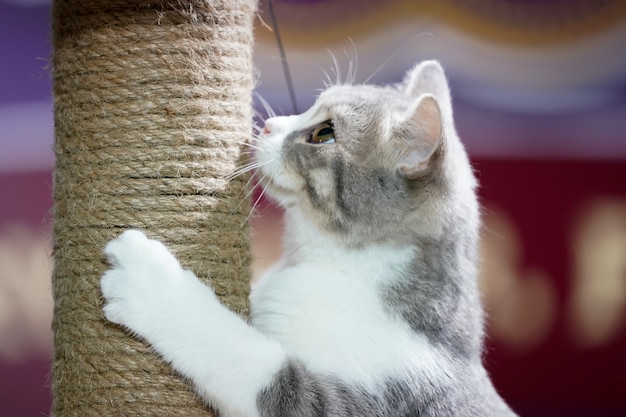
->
[51, 0, 257, 415]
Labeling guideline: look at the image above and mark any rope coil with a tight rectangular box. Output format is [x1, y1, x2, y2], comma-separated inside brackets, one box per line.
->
[51, 0, 257, 414]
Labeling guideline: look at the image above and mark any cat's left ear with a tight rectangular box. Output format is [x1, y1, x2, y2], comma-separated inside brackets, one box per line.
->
[396, 94, 443, 179]
[403, 60, 452, 124]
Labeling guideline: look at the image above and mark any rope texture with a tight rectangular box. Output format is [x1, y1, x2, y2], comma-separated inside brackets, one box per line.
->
[51, 0, 257, 415]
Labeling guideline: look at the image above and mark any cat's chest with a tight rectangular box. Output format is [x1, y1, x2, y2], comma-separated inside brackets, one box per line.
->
[251, 262, 383, 342]
[250, 257, 449, 385]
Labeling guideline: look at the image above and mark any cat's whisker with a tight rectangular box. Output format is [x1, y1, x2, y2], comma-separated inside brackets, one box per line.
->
[242, 140, 264, 152]
[224, 160, 268, 182]
[250, 120, 264, 133]
[253, 108, 265, 121]
[231, 170, 274, 225]
[231, 179, 259, 216]
[248, 136, 262, 147]
[229, 167, 273, 221]
[244, 176, 264, 206]
[224, 163, 261, 182]
[248, 128, 264, 141]
[221, 124, 268, 149]
[247, 139, 261, 150]
[343, 39, 358, 86]
[224, 155, 278, 182]
[255, 93, 278, 118]
[362, 51, 397, 85]
[219, 132, 255, 147]
[363, 32, 433, 85]
[316, 65, 334, 89]
[342, 47, 351, 85]
[251, 118, 262, 126]
[348, 38, 359, 85]
[244, 173, 271, 226]
[242, 166, 260, 192]
[327, 48, 342, 86]
[218, 137, 263, 152]
[217, 125, 261, 140]
[230, 168, 260, 215]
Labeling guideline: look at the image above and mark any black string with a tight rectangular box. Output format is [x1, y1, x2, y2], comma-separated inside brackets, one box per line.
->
[267, 0, 299, 114]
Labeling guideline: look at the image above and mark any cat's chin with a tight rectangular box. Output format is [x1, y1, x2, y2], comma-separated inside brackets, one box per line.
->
[255, 175, 297, 208]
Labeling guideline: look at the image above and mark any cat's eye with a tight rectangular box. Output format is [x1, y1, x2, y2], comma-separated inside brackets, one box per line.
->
[307, 121, 335, 144]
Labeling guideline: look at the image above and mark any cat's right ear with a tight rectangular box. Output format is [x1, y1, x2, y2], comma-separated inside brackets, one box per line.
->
[403, 60, 452, 124]
[395, 94, 443, 179]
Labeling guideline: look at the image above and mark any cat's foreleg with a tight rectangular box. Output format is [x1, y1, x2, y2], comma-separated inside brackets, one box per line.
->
[100, 230, 286, 417]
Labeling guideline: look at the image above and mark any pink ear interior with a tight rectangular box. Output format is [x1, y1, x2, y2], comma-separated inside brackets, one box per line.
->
[397, 95, 443, 179]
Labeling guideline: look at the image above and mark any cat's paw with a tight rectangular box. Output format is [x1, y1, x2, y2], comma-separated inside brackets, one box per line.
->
[103, 230, 183, 277]
[100, 230, 188, 332]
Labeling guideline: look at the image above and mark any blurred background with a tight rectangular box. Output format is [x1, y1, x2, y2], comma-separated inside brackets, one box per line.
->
[1, 0, 626, 415]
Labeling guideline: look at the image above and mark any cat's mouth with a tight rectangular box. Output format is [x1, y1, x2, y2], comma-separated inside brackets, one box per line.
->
[253, 170, 294, 204]
[252, 142, 302, 204]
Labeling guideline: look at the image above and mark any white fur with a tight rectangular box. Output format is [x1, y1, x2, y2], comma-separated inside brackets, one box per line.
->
[100, 222, 455, 416]
[251, 208, 454, 389]
[101, 230, 286, 417]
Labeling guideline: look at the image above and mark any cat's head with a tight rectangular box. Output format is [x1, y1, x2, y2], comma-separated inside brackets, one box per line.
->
[254, 60, 476, 245]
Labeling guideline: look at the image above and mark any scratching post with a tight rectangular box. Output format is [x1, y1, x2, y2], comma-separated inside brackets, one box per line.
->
[51, 0, 257, 415]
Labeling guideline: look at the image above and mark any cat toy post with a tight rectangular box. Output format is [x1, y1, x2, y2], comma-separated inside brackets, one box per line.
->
[51, 0, 257, 414]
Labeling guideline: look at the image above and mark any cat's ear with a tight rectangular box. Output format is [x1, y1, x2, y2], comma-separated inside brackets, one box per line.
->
[403, 60, 452, 123]
[396, 94, 443, 179]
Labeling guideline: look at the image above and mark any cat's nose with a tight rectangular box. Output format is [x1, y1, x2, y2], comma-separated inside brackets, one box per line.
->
[263, 118, 277, 135]
[263, 115, 295, 135]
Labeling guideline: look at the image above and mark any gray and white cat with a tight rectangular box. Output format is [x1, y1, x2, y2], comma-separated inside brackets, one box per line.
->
[101, 60, 517, 417]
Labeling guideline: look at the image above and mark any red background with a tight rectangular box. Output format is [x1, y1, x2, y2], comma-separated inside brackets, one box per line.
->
[1, 161, 625, 416]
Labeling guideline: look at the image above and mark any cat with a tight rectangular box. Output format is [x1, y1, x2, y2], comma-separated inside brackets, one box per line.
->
[101, 60, 517, 417]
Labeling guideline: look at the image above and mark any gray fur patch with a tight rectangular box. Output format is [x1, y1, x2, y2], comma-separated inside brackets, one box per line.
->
[257, 359, 516, 417]
[257, 359, 369, 417]
[383, 229, 484, 359]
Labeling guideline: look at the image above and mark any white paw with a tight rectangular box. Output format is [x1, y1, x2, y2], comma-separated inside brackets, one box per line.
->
[100, 230, 188, 332]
